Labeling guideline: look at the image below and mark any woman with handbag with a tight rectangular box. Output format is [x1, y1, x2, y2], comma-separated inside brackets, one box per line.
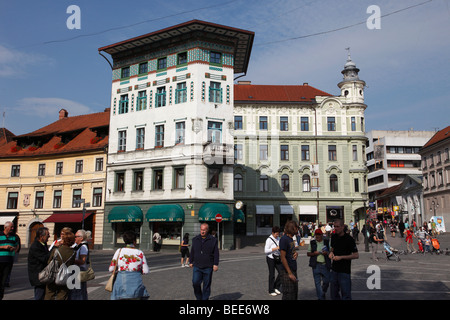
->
[264, 226, 282, 296]
[70, 229, 91, 300]
[44, 230, 75, 300]
[108, 230, 149, 300]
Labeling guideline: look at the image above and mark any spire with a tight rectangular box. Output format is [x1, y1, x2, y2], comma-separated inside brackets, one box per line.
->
[341, 47, 360, 81]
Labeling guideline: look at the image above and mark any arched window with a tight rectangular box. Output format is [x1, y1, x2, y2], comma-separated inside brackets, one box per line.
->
[234, 174, 243, 192]
[330, 174, 338, 192]
[302, 174, 311, 192]
[260, 174, 268, 192]
[281, 174, 289, 192]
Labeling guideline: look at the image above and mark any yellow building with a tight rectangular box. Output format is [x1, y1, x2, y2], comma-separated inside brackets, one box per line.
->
[0, 109, 109, 248]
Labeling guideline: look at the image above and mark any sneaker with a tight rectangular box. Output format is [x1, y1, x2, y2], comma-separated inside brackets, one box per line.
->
[269, 292, 277, 296]
[181, 265, 185, 268]
[274, 289, 281, 295]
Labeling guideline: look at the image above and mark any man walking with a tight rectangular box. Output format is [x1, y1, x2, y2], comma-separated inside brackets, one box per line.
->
[27, 227, 50, 300]
[307, 229, 331, 300]
[328, 219, 359, 300]
[189, 223, 219, 300]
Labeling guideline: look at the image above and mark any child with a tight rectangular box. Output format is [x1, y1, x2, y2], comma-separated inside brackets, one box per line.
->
[424, 235, 431, 253]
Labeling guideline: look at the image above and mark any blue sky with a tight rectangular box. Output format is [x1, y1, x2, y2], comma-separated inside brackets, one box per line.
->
[1, 0, 449, 135]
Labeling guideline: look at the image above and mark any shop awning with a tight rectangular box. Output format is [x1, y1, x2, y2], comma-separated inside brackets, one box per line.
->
[280, 205, 294, 215]
[0, 216, 17, 225]
[43, 212, 93, 223]
[256, 205, 274, 214]
[108, 206, 143, 223]
[299, 205, 317, 215]
[233, 208, 245, 223]
[146, 204, 185, 222]
[199, 203, 232, 221]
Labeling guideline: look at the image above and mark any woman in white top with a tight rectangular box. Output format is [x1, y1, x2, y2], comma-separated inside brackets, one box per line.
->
[108, 230, 149, 300]
[264, 226, 282, 296]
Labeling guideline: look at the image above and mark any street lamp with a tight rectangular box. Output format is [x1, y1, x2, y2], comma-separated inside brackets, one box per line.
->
[74, 198, 90, 230]
[430, 200, 439, 216]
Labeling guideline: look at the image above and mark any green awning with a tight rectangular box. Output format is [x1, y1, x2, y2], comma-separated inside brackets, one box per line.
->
[108, 206, 143, 223]
[146, 204, 185, 222]
[198, 203, 232, 222]
[234, 208, 245, 223]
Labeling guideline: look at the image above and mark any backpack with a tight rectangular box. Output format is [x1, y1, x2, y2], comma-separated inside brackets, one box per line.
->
[55, 249, 75, 286]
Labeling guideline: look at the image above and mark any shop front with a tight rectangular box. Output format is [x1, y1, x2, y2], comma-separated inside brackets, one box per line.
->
[198, 203, 233, 250]
[255, 205, 274, 235]
[106, 205, 143, 247]
[146, 204, 185, 247]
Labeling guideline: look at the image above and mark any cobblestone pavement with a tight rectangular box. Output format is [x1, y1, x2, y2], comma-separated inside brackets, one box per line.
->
[3, 232, 450, 301]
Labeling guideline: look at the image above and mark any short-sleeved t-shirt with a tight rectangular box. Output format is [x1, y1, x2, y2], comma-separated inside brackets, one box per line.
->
[279, 234, 297, 272]
[330, 233, 357, 274]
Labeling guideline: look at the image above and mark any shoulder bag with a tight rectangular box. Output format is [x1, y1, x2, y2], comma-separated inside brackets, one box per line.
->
[105, 249, 121, 292]
[269, 237, 281, 263]
[55, 249, 75, 286]
[78, 245, 95, 282]
[38, 250, 60, 284]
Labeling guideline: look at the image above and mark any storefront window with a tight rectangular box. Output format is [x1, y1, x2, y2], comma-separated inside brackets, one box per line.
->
[153, 222, 182, 245]
[114, 222, 141, 244]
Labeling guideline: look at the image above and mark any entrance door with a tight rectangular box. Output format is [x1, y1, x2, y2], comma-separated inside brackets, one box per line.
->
[29, 222, 44, 247]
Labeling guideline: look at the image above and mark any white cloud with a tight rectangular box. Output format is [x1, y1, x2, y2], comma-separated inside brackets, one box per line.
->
[0, 45, 53, 78]
[15, 97, 93, 118]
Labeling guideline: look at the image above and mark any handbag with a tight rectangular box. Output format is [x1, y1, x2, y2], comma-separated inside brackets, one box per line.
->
[269, 237, 281, 263]
[78, 245, 95, 282]
[105, 249, 121, 292]
[55, 250, 75, 286]
[38, 250, 60, 284]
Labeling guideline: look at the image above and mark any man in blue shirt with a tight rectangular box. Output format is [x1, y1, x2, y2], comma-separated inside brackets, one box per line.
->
[279, 220, 299, 300]
[0, 221, 19, 300]
[189, 223, 219, 300]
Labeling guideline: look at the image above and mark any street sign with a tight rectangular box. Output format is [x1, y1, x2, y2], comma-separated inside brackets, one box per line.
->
[215, 213, 223, 223]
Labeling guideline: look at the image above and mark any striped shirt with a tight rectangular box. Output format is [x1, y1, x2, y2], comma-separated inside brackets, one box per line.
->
[0, 231, 18, 263]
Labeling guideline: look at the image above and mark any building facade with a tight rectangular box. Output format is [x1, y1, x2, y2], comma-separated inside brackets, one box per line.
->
[233, 54, 369, 235]
[99, 20, 254, 250]
[0, 109, 109, 248]
[419, 126, 450, 232]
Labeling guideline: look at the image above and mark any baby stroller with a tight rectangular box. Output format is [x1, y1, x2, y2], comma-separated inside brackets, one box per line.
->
[431, 237, 442, 254]
[383, 241, 400, 261]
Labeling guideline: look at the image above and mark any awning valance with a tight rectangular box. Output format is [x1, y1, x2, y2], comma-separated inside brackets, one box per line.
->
[199, 203, 232, 221]
[280, 205, 294, 215]
[233, 208, 245, 223]
[146, 204, 185, 222]
[44, 212, 93, 223]
[108, 206, 143, 223]
[256, 205, 274, 214]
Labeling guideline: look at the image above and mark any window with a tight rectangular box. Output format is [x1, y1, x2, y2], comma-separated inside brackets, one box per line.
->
[210, 51, 222, 64]
[234, 144, 243, 160]
[11, 165, 20, 177]
[53, 190, 62, 208]
[155, 125, 164, 147]
[354, 178, 360, 193]
[177, 52, 187, 65]
[361, 117, 364, 132]
[259, 116, 268, 130]
[174, 167, 185, 189]
[328, 145, 337, 161]
[136, 127, 145, 149]
[7, 192, 18, 209]
[234, 174, 243, 192]
[118, 130, 127, 152]
[119, 94, 128, 114]
[137, 91, 147, 111]
[72, 189, 82, 208]
[56, 162, 63, 175]
[208, 167, 221, 189]
[301, 145, 310, 161]
[156, 87, 166, 107]
[153, 169, 163, 190]
[327, 117, 336, 131]
[95, 158, 103, 171]
[209, 82, 221, 103]
[301, 117, 309, 131]
[330, 174, 338, 192]
[93, 187, 103, 207]
[35, 191, 44, 209]
[260, 145, 268, 160]
[302, 174, 311, 192]
[75, 160, 83, 173]
[352, 145, 358, 161]
[133, 170, 144, 191]
[281, 174, 290, 192]
[38, 164, 46, 176]
[175, 122, 185, 145]
[157, 57, 167, 70]
[234, 116, 243, 130]
[280, 145, 289, 160]
[116, 172, 125, 192]
[121, 66, 130, 78]
[175, 82, 187, 104]
[207, 121, 222, 143]
[260, 174, 269, 192]
[139, 62, 148, 75]
[351, 117, 356, 131]
[280, 117, 288, 131]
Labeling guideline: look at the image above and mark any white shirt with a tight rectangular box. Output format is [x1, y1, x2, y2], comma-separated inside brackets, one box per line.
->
[264, 235, 280, 259]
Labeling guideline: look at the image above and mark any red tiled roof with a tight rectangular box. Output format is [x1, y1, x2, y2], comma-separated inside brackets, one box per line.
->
[0, 128, 15, 146]
[234, 83, 331, 102]
[422, 126, 450, 149]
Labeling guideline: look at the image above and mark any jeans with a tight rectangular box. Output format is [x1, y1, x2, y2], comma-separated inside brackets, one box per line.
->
[330, 270, 352, 300]
[192, 266, 213, 300]
[34, 286, 46, 300]
[312, 264, 330, 300]
[266, 256, 282, 293]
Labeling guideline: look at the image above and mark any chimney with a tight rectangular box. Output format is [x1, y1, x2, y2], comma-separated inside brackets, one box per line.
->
[59, 109, 68, 120]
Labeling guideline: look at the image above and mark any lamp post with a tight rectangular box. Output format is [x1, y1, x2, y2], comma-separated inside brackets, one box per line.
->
[430, 200, 439, 217]
[74, 199, 90, 230]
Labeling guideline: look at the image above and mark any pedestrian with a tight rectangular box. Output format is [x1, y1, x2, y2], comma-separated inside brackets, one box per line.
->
[70, 229, 90, 300]
[44, 229, 76, 300]
[27, 226, 50, 300]
[180, 233, 190, 267]
[369, 228, 383, 261]
[108, 230, 149, 300]
[404, 227, 416, 253]
[0, 222, 20, 300]
[328, 219, 359, 300]
[398, 220, 405, 238]
[153, 231, 161, 252]
[189, 223, 219, 300]
[264, 226, 282, 296]
[307, 229, 331, 300]
[352, 222, 360, 243]
[279, 220, 299, 300]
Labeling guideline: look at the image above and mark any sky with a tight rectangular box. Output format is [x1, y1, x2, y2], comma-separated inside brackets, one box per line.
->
[0, 0, 449, 136]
